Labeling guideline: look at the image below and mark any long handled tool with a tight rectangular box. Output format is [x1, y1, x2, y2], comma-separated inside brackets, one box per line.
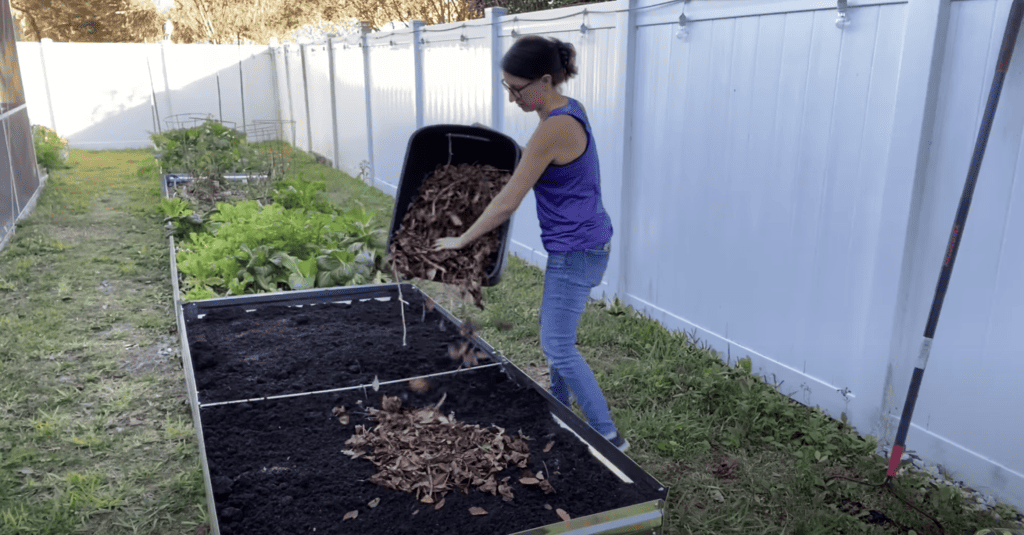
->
[886, 0, 1024, 481]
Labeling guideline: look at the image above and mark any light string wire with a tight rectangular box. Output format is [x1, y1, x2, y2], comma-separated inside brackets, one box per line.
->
[359, 0, 686, 41]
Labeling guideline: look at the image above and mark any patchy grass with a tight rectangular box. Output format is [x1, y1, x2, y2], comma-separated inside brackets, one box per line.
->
[3, 147, 1021, 535]
[0, 150, 203, 535]
[415, 258, 1024, 535]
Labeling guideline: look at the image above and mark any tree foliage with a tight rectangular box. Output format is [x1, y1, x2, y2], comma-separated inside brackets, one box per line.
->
[336, 0, 474, 30]
[167, 0, 352, 45]
[11, 0, 606, 44]
[11, 0, 162, 42]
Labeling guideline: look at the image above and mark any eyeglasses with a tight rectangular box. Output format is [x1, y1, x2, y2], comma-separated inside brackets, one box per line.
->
[502, 78, 540, 100]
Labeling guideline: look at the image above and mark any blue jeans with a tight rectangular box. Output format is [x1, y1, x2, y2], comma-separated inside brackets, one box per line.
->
[540, 241, 618, 439]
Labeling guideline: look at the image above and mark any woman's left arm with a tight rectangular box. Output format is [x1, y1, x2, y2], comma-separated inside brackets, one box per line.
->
[434, 117, 570, 250]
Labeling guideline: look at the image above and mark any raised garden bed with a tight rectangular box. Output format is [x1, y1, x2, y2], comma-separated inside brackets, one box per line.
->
[174, 284, 668, 535]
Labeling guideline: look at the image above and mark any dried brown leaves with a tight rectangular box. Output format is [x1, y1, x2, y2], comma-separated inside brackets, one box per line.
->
[343, 395, 534, 506]
[391, 163, 513, 309]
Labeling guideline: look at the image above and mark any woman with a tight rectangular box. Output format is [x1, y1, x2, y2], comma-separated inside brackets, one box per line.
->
[433, 35, 627, 452]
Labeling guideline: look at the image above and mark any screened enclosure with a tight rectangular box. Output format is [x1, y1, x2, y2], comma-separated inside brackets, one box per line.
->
[1, 0, 41, 253]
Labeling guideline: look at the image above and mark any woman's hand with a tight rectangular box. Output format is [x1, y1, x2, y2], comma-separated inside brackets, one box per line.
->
[434, 236, 466, 251]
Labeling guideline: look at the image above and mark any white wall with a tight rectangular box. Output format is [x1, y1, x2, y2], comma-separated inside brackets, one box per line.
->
[304, 43, 335, 165]
[365, 30, 420, 196]
[14, 0, 1024, 511]
[17, 41, 277, 149]
[326, 36, 372, 180]
[884, 0, 1024, 498]
[284, 44, 310, 153]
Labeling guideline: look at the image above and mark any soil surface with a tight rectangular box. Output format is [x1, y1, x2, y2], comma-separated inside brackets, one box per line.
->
[187, 291, 466, 403]
[189, 291, 661, 534]
[201, 366, 658, 535]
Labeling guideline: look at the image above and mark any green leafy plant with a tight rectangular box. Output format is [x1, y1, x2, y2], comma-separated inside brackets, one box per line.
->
[32, 125, 70, 172]
[174, 198, 387, 300]
[159, 198, 216, 239]
[272, 176, 336, 214]
[151, 120, 287, 210]
[152, 120, 264, 179]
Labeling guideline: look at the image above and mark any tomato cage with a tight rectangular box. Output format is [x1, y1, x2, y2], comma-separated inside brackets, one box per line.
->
[242, 119, 294, 182]
[156, 115, 294, 192]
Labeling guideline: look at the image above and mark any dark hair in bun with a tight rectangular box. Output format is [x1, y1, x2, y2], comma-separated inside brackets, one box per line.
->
[501, 35, 578, 86]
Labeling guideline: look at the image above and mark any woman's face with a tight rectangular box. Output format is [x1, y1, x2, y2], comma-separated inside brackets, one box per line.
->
[502, 72, 546, 112]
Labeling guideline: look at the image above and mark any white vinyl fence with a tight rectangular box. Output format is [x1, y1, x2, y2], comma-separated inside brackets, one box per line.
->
[16, 0, 1024, 511]
[17, 40, 279, 148]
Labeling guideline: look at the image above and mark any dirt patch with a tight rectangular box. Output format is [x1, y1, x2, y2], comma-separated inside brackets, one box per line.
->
[520, 362, 551, 391]
[711, 457, 739, 481]
[120, 335, 180, 377]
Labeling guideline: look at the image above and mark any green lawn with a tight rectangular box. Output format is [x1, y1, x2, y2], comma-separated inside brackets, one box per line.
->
[0, 147, 1020, 535]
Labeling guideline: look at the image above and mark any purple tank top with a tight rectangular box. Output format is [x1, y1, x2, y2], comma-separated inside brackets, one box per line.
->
[533, 98, 613, 252]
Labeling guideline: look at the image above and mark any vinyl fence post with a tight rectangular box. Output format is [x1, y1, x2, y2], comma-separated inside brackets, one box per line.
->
[160, 39, 174, 118]
[37, 38, 57, 133]
[872, 0, 953, 443]
[268, 44, 282, 128]
[282, 44, 297, 145]
[328, 37, 341, 170]
[606, 0, 637, 303]
[360, 21, 375, 187]
[300, 44, 313, 153]
[411, 20, 426, 130]
[485, 7, 508, 132]
[237, 43, 247, 129]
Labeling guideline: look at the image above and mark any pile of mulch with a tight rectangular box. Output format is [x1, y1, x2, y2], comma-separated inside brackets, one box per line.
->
[342, 394, 557, 516]
[390, 163, 512, 309]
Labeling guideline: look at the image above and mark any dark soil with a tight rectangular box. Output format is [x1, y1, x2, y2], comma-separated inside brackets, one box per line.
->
[201, 366, 659, 535]
[188, 290, 662, 534]
[187, 291, 465, 403]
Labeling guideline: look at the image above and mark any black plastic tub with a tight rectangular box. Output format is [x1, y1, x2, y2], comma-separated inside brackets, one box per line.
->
[386, 124, 522, 287]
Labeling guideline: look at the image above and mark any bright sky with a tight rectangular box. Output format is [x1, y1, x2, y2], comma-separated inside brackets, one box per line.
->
[152, 0, 174, 11]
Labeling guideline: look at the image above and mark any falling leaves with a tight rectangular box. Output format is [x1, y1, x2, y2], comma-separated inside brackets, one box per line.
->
[543, 441, 554, 453]
[556, 508, 571, 522]
[368, 497, 380, 508]
[332, 406, 349, 425]
[408, 377, 432, 393]
[390, 163, 513, 309]
[448, 339, 486, 368]
[469, 507, 488, 516]
[460, 319, 480, 338]
[342, 395, 533, 506]
[343, 510, 358, 521]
